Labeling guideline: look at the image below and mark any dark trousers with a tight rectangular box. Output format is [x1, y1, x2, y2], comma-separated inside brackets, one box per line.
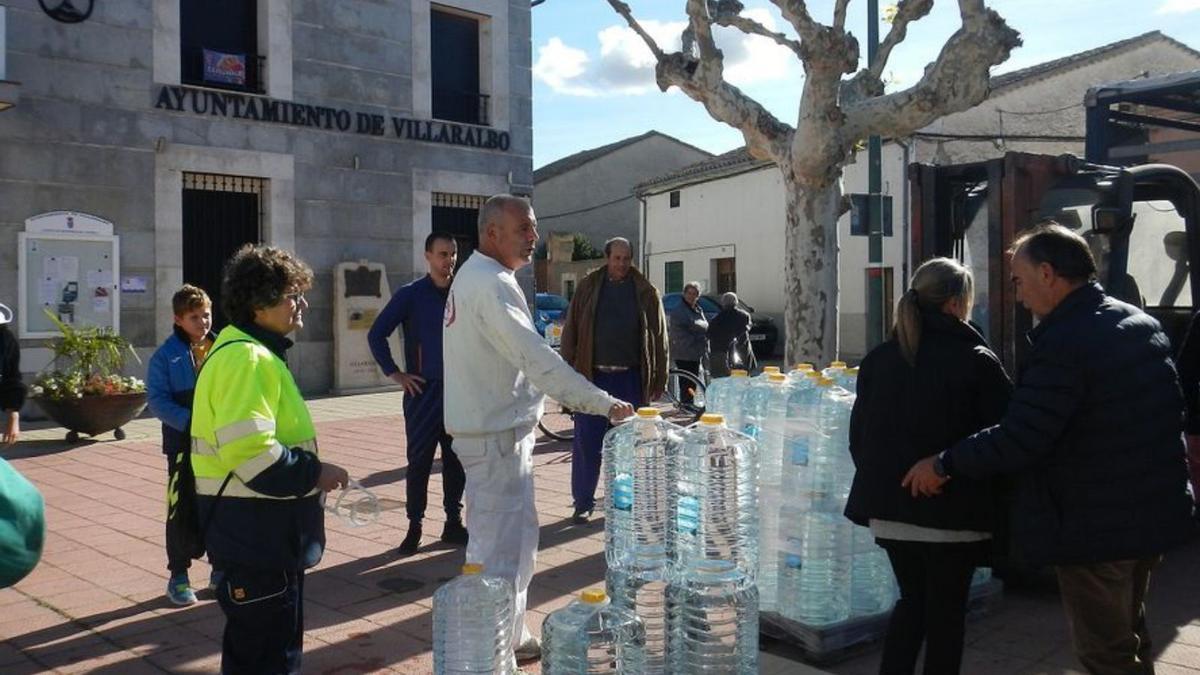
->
[165, 452, 192, 575]
[1055, 557, 1159, 675]
[403, 380, 465, 524]
[572, 369, 643, 512]
[217, 566, 304, 675]
[879, 539, 978, 675]
[675, 359, 701, 404]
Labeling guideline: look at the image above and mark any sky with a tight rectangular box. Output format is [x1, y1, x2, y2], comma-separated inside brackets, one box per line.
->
[530, 0, 1200, 169]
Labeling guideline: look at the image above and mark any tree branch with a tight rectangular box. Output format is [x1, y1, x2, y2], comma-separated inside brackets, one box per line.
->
[870, 0, 933, 81]
[604, 0, 794, 162]
[832, 0, 851, 30]
[843, 0, 1021, 139]
[712, 2, 803, 58]
[772, 0, 820, 43]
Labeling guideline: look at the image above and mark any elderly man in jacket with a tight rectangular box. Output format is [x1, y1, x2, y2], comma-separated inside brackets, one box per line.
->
[559, 237, 668, 524]
[904, 223, 1193, 675]
[444, 195, 634, 665]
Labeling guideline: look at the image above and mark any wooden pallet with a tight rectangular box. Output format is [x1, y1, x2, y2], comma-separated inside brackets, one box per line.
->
[760, 579, 1004, 665]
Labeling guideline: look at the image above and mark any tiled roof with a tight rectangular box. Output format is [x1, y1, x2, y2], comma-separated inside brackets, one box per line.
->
[533, 130, 713, 184]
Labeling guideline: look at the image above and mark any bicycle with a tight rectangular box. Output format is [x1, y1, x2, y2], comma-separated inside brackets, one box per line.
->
[537, 367, 707, 441]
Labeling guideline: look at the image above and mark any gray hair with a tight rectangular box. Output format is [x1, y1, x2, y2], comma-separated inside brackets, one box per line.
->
[477, 194, 531, 236]
[720, 292, 738, 309]
[683, 281, 701, 294]
[604, 237, 632, 257]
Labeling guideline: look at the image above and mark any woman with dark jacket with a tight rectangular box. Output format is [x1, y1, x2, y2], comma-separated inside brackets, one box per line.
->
[845, 258, 1011, 675]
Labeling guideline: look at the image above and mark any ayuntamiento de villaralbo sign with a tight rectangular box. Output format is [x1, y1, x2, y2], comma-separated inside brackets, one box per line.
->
[154, 85, 511, 151]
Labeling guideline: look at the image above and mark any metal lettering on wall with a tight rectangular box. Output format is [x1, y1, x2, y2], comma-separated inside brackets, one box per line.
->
[153, 85, 512, 151]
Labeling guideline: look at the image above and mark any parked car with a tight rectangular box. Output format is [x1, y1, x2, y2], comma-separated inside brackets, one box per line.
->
[661, 292, 779, 358]
[534, 292, 569, 346]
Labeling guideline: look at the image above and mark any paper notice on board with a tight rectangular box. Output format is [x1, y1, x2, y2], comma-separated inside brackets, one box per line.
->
[58, 256, 79, 282]
[39, 279, 59, 305]
[93, 296, 111, 314]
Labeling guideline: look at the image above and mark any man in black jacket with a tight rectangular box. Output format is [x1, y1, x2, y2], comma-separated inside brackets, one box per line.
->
[904, 223, 1193, 675]
[706, 293, 754, 377]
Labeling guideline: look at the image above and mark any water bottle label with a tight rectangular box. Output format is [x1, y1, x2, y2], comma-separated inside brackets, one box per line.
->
[612, 473, 634, 511]
[784, 537, 803, 569]
[789, 438, 809, 465]
[742, 423, 760, 439]
[676, 496, 700, 535]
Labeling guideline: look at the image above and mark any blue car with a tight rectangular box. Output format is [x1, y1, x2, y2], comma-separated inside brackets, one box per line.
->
[534, 292, 570, 339]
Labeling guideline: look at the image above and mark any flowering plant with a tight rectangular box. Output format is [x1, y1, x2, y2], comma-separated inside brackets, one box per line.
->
[31, 310, 144, 401]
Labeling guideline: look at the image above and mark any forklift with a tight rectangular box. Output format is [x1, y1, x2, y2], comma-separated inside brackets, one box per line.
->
[909, 70, 1200, 372]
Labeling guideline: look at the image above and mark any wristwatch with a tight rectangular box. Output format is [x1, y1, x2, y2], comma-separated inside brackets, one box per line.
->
[933, 451, 951, 479]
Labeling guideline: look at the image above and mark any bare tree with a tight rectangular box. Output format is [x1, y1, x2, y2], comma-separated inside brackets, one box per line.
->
[607, 0, 1021, 364]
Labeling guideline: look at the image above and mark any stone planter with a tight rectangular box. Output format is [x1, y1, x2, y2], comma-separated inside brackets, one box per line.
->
[33, 392, 147, 442]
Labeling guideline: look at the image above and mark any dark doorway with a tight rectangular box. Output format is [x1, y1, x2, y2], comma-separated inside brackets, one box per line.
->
[431, 9, 486, 124]
[432, 193, 484, 264]
[182, 173, 264, 329]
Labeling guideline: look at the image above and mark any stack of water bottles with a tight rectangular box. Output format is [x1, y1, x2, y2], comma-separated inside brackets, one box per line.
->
[567, 406, 760, 673]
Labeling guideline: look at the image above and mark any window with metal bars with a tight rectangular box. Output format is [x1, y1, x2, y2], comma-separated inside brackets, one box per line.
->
[181, 172, 265, 329]
[432, 192, 486, 263]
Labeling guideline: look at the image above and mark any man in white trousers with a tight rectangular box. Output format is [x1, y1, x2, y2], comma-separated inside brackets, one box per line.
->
[443, 194, 634, 665]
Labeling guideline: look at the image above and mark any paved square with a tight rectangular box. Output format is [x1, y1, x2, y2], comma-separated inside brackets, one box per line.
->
[2, 391, 1197, 673]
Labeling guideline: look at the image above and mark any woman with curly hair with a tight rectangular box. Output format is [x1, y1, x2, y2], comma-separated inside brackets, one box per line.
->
[190, 244, 348, 674]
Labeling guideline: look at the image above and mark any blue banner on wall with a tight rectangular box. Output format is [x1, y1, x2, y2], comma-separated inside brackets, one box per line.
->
[202, 48, 246, 86]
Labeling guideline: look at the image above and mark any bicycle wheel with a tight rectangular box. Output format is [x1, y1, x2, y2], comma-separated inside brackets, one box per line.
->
[538, 401, 575, 441]
[660, 369, 707, 423]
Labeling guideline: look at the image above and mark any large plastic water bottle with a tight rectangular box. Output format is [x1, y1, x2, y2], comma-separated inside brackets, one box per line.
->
[849, 525, 893, 617]
[786, 363, 815, 383]
[542, 589, 646, 674]
[433, 563, 515, 675]
[779, 509, 851, 625]
[705, 369, 751, 431]
[603, 407, 679, 673]
[667, 568, 759, 673]
[671, 413, 759, 577]
[742, 373, 790, 612]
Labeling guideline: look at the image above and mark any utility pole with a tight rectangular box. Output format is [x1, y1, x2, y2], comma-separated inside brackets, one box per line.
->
[865, 0, 886, 351]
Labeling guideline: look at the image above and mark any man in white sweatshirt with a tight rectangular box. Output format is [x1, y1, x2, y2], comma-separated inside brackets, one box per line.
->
[443, 194, 634, 664]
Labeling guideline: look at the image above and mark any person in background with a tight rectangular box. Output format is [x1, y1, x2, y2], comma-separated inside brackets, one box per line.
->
[191, 245, 350, 674]
[559, 236, 668, 525]
[0, 303, 23, 446]
[367, 232, 468, 555]
[1173, 310, 1200, 523]
[846, 258, 1011, 675]
[904, 223, 1193, 675]
[444, 195, 634, 666]
[669, 281, 708, 403]
[147, 284, 218, 606]
[707, 292, 755, 377]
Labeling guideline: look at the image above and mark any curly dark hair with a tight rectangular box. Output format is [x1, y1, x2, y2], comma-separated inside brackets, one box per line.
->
[221, 244, 314, 326]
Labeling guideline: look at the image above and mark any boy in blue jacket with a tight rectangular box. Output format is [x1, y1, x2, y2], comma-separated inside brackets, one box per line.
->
[147, 285, 215, 606]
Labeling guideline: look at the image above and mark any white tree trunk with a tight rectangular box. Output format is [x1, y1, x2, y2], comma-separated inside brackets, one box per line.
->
[783, 175, 843, 367]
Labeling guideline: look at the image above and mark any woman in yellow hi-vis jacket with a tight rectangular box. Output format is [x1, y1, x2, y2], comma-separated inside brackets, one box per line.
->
[191, 244, 348, 674]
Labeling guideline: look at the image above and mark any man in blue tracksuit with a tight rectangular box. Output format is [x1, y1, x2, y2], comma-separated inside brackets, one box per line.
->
[147, 284, 217, 606]
[368, 232, 467, 554]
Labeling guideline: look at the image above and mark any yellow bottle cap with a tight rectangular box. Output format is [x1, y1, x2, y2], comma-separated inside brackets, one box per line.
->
[806, 371, 823, 379]
[636, 407, 660, 418]
[830, 361, 847, 369]
[817, 377, 834, 387]
[581, 589, 607, 604]
[846, 367, 859, 375]
[730, 370, 749, 377]
[769, 373, 787, 383]
[793, 363, 814, 371]
[462, 563, 484, 575]
[763, 366, 781, 374]
[700, 413, 725, 425]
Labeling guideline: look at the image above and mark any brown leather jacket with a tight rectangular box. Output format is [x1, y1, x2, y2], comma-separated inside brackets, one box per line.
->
[560, 266, 668, 403]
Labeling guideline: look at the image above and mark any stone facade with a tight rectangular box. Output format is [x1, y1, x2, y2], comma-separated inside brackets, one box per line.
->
[0, 0, 532, 393]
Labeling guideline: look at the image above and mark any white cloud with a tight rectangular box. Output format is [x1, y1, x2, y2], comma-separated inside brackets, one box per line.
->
[534, 6, 800, 97]
[1156, 0, 1200, 13]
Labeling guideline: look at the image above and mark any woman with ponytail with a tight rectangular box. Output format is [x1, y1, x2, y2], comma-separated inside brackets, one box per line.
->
[845, 257, 1012, 675]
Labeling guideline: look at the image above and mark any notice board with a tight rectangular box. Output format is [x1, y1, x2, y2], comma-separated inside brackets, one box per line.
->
[18, 231, 120, 338]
